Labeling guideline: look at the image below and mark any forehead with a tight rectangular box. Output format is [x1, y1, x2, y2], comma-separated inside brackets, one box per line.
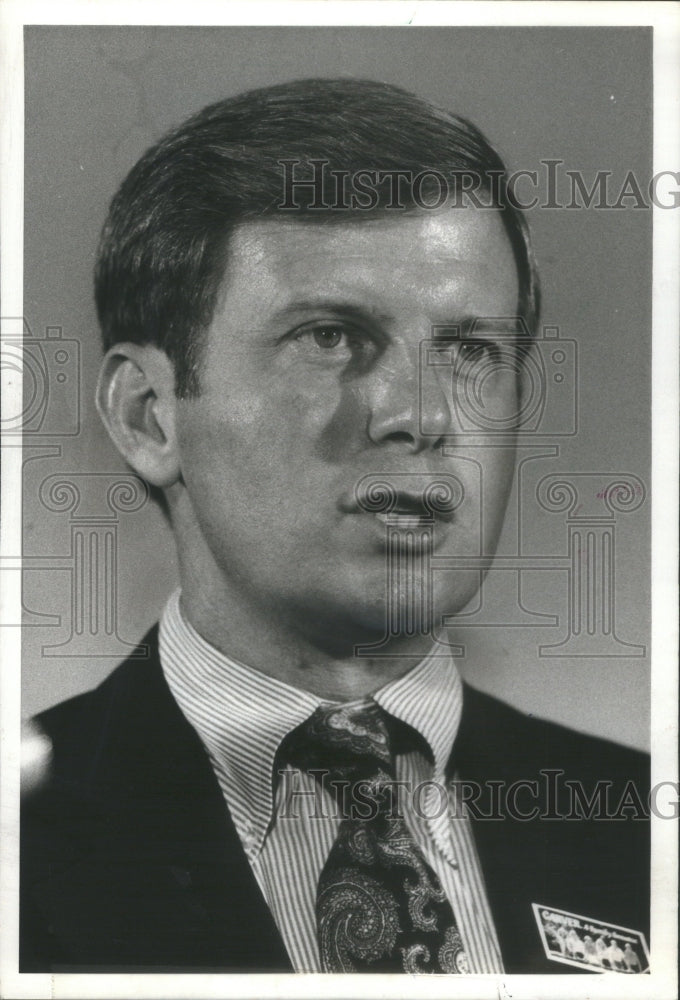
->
[220, 210, 519, 316]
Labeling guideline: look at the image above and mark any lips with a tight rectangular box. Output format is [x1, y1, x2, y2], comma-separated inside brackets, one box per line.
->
[342, 477, 461, 523]
[336, 478, 461, 556]
[375, 491, 443, 525]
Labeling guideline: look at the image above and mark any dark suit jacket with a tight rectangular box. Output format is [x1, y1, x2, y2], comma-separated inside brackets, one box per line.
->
[21, 628, 650, 973]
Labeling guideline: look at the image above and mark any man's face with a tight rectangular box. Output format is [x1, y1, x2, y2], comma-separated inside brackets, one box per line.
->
[174, 210, 520, 647]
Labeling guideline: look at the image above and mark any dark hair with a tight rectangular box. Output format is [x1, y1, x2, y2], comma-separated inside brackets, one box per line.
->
[95, 77, 540, 397]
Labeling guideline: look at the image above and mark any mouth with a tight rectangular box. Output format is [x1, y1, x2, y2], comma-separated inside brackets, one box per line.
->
[338, 478, 460, 552]
[374, 491, 442, 526]
[347, 482, 459, 523]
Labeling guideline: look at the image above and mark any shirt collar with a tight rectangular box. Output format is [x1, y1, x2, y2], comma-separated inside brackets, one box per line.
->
[374, 648, 463, 779]
[160, 589, 463, 850]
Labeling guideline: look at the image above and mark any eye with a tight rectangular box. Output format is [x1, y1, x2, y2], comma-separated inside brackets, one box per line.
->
[289, 320, 379, 369]
[432, 330, 501, 361]
[456, 339, 504, 364]
[307, 324, 345, 350]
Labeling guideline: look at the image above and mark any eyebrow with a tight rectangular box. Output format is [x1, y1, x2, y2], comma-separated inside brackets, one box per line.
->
[431, 317, 523, 338]
[270, 298, 394, 327]
[271, 299, 494, 333]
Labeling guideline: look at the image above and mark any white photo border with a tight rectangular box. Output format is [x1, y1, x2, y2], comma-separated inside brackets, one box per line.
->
[1, 3, 677, 999]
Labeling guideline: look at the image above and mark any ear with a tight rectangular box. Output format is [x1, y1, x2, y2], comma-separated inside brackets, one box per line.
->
[95, 343, 181, 488]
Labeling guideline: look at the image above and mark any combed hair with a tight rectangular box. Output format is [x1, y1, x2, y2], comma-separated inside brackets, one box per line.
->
[95, 77, 540, 397]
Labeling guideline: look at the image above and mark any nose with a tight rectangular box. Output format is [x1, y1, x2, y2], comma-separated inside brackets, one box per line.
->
[365, 342, 454, 452]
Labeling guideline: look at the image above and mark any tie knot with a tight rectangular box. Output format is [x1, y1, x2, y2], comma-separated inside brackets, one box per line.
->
[285, 700, 394, 779]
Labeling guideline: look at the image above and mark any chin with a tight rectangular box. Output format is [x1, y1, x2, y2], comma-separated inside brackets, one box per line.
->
[292, 570, 481, 652]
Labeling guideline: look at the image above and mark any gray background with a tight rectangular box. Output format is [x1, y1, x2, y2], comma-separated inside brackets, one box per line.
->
[21, 26, 651, 749]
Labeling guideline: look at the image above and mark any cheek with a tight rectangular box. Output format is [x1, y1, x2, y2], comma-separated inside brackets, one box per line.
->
[481, 448, 516, 534]
[178, 390, 279, 463]
[175, 385, 338, 499]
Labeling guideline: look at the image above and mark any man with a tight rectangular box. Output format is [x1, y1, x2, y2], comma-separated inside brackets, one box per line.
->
[21, 78, 649, 975]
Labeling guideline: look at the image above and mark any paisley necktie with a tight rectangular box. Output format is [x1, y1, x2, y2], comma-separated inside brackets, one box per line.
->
[284, 700, 469, 974]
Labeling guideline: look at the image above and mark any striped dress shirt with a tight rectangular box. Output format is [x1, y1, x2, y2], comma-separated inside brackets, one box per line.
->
[160, 589, 504, 973]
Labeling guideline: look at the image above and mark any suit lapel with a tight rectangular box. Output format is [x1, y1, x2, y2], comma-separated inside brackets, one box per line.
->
[452, 683, 554, 972]
[32, 629, 292, 971]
